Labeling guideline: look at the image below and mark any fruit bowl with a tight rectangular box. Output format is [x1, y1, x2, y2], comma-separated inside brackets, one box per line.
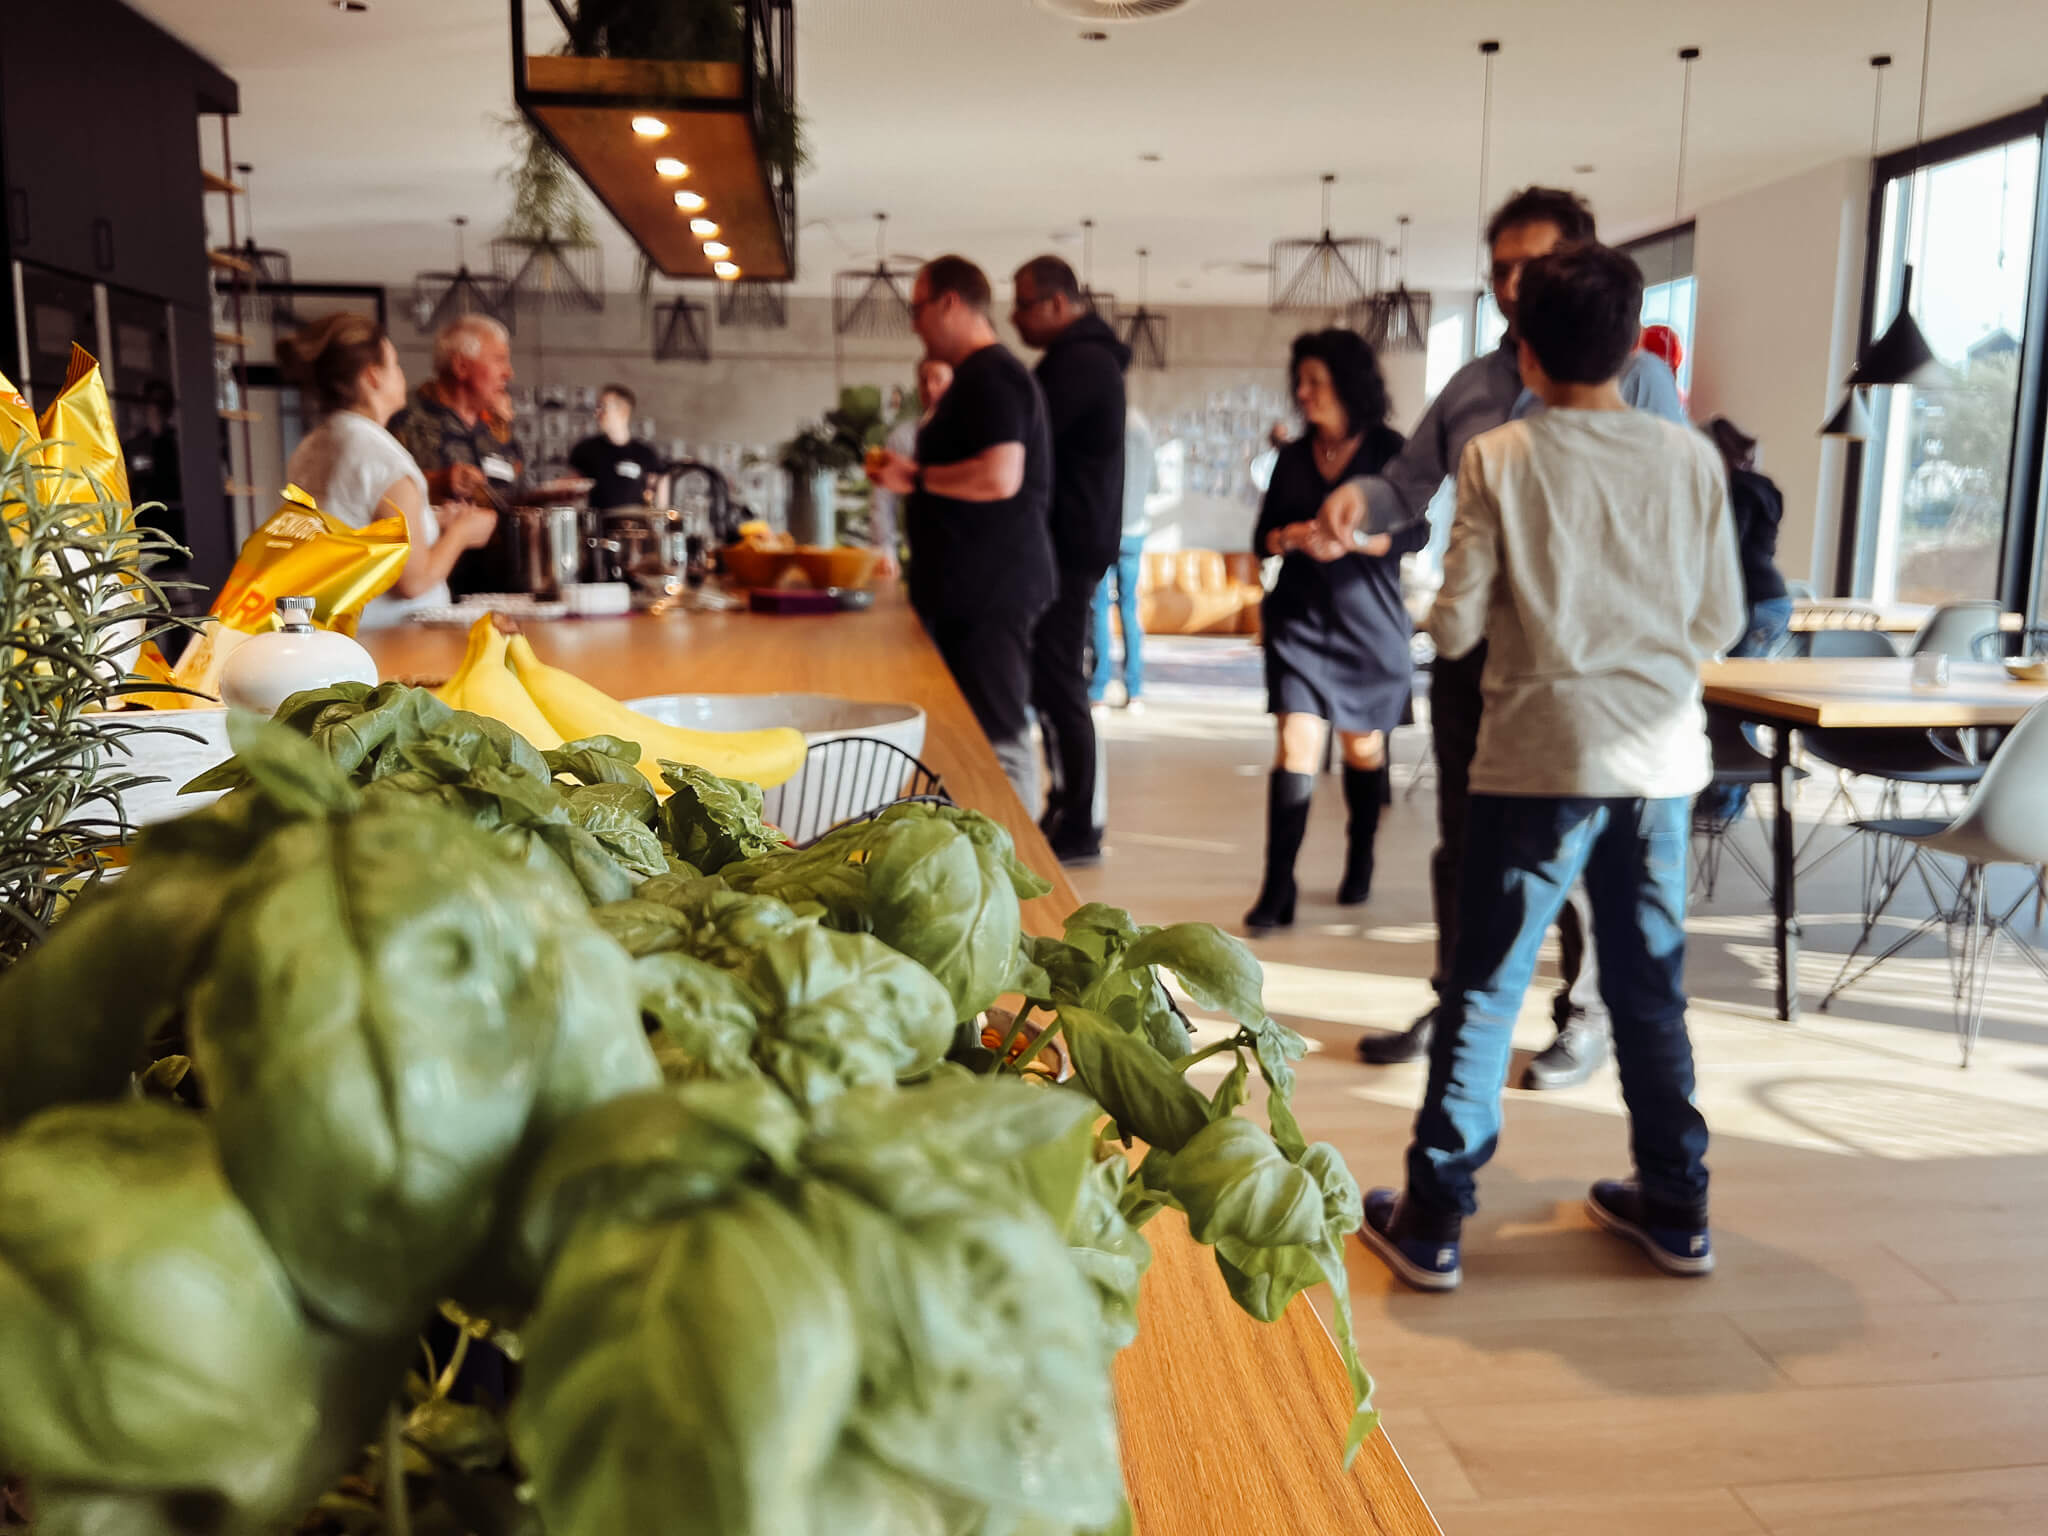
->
[793, 545, 882, 589]
[719, 544, 800, 589]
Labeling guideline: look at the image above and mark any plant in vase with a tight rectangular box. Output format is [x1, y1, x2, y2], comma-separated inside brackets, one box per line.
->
[0, 684, 1376, 1535]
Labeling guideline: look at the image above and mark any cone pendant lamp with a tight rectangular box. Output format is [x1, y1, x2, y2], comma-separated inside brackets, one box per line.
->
[1820, 389, 1875, 439]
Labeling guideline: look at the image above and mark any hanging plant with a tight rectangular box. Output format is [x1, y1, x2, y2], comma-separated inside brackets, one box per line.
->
[499, 116, 597, 248]
[565, 0, 808, 179]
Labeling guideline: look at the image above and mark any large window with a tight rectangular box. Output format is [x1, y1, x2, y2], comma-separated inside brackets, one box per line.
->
[1851, 117, 2045, 605]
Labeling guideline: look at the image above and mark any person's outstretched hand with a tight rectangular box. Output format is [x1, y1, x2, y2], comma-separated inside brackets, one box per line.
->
[1317, 478, 1366, 545]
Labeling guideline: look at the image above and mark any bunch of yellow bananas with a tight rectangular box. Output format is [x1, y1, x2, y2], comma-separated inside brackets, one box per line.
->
[433, 615, 806, 790]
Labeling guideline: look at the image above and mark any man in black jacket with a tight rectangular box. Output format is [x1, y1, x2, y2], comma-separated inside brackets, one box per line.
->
[1013, 255, 1131, 864]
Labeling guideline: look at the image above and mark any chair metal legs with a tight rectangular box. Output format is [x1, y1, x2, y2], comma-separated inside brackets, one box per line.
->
[1821, 850, 2048, 1065]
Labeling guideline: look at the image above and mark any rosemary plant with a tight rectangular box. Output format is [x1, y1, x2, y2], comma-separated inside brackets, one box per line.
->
[0, 441, 186, 969]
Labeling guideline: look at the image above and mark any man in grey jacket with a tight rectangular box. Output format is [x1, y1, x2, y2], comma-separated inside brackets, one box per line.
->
[1312, 187, 1685, 1089]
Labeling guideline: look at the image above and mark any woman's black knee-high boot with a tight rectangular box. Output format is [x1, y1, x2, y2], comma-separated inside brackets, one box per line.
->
[1338, 763, 1386, 906]
[1246, 770, 1314, 932]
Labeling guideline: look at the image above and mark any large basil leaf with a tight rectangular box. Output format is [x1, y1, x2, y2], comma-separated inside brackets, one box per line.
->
[637, 951, 763, 1083]
[0, 1103, 322, 1512]
[799, 1180, 1122, 1529]
[1160, 1118, 1322, 1248]
[721, 841, 874, 930]
[592, 897, 694, 958]
[1058, 1006, 1209, 1154]
[564, 782, 666, 878]
[545, 735, 646, 788]
[875, 801, 1053, 901]
[861, 815, 1021, 1021]
[188, 808, 578, 1336]
[1119, 923, 1265, 1029]
[531, 921, 663, 1133]
[1065, 1156, 1152, 1353]
[806, 1440, 977, 1536]
[747, 924, 955, 1104]
[512, 1088, 781, 1288]
[658, 762, 786, 872]
[514, 1188, 859, 1536]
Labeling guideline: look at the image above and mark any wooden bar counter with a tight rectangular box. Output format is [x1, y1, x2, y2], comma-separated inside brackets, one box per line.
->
[363, 592, 1442, 1536]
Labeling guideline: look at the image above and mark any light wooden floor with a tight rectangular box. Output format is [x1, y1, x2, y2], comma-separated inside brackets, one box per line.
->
[1068, 650, 2048, 1536]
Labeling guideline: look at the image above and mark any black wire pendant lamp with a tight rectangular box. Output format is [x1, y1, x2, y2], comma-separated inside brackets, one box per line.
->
[492, 234, 604, 314]
[1080, 218, 1116, 319]
[410, 217, 514, 334]
[833, 214, 917, 339]
[1471, 41, 1500, 301]
[718, 282, 789, 330]
[1356, 215, 1431, 353]
[213, 164, 297, 326]
[1269, 174, 1381, 314]
[653, 293, 713, 362]
[1118, 248, 1169, 370]
[1839, 3, 1947, 406]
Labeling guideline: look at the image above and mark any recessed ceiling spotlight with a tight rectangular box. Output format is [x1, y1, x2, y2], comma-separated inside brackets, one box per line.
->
[702, 241, 732, 260]
[331, 0, 368, 11]
[674, 190, 707, 212]
[714, 261, 741, 280]
[632, 116, 670, 138]
[655, 157, 690, 178]
[1080, 30, 1108, 41]
[1139, 152, 1163, 163]
[1573, 163, 1597, 174]
[689, 217, 720, 237]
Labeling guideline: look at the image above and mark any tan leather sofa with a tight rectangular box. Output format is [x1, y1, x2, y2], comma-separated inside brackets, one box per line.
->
[1132, 550, 1265, 637]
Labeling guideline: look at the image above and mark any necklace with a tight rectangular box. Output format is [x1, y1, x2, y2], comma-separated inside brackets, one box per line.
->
[1314, 431, 1359, 470]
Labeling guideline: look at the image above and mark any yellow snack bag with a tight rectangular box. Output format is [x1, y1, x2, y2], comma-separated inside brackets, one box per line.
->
[0, 370, 36, 462]
[36, 344, 130, 513]
[169, 485, 410, 702]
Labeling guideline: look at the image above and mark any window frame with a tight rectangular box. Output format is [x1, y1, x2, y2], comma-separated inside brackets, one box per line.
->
[1834, 99, 2048, 615]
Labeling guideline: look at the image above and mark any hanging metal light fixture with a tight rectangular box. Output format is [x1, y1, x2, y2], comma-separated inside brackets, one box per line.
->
[833, 214, 916, 339]
[1672, 46, 1701, 221]
[1850, 5, 1945, 390]
[1355, 215, 1431, 353]
[1473, 41, 1500, 298]
[718, 282, 789, 330]
[1080, 218, 1116, 319]
[1819, 55, 1894, 439]
[1118, 248, 1168, 370]
[410, 216, 513, 334]
[1269, 175, 1381, 314]
[490, 118, 604, 314]
[212, 164, 297, 326]
[653, 294, 713, 362]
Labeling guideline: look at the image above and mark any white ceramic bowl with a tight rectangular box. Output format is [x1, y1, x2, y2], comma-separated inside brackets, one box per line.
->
[626, 692, 930, 841]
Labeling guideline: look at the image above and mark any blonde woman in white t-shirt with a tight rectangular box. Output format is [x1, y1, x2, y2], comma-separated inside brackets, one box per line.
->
[279, 314, 497, 626]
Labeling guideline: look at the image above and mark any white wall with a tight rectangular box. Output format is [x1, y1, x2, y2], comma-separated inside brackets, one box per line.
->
[1689, 157, 1869, 588]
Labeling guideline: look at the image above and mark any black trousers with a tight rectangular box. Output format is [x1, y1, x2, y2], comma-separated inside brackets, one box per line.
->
[1032, 564, 1107, 838]
[1429, 645, 1608, 1026]
[927, 604, 1038, 746]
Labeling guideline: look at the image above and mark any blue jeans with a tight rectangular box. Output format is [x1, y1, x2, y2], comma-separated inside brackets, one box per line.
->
[1089, 536, 1146, 702]
[1405, 794, 1708, 1227]
[1697, 595, 1795, 821]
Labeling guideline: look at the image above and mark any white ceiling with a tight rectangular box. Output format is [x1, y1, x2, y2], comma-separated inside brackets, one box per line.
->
[136, 0, 2048, 304]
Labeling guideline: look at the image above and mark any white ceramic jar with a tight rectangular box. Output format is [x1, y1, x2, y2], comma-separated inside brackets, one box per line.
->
[218, 595, 378, 717]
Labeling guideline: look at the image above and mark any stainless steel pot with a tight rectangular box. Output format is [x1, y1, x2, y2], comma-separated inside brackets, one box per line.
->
[505, 505, 585, 599]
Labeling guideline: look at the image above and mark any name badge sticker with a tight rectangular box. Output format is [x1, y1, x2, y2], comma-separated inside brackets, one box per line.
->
[482, 454, 515, 482]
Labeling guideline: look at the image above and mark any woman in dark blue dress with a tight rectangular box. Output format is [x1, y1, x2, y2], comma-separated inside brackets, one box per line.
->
[1245, 329, 1420, 932]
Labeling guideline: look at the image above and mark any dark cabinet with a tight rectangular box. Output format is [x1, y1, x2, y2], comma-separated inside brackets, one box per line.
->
[1, 1, 211, 297]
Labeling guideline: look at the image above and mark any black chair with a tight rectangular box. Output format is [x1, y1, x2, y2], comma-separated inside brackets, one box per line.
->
[1693, 707, 1807, 903]
[764, 737, 949, 846]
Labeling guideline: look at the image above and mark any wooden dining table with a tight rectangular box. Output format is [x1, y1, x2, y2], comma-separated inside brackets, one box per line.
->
[1789, 599, 2026, 637]
[364, 593, 1443, 1536]
[1700, 656, 2048, 1021]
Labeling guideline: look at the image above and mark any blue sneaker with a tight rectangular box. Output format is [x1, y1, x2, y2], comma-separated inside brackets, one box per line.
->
[1586, 1179, 1714, 1276]
[1355, 1188, 1461, 1292]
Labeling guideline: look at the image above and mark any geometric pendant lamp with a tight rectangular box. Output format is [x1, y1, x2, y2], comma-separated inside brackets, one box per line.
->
[1117, 248, 1169, 370]
[1269, 175, 1381, 314]
[410, 216, 514, 334]
[1355, 215, 1431, 353]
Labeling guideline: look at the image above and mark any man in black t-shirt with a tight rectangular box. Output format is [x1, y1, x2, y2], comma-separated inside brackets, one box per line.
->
[871, 256, 1054, 810]
[1014, 254, 1130, 864]
[569, 384, 669, 511]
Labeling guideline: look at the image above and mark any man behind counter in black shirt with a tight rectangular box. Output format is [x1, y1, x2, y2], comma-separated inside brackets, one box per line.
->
[569, 384, 670, 511]
[871, 256, 1054, 811]
[1013, 254, 1130, 865]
